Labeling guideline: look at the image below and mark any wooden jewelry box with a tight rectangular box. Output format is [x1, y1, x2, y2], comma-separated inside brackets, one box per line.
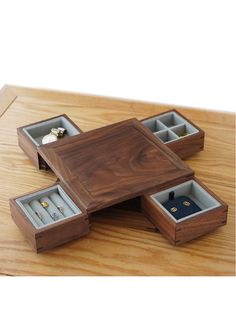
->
[141, 109, 204, 159]
[10, 109, 227, 252]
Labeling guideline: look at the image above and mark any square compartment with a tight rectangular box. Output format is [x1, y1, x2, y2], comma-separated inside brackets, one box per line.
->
[157, 112, 185, 127]
[23, 116, 80, 146]
[142, 118, 167, 132]
[16, 184, 83, 229]
[155, 130, 178, 143]
[151, 180, 221, 223]
[170, 123, 198, 138]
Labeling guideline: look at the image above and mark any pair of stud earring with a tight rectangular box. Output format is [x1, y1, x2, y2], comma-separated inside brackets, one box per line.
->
[170, 200, 191, 213]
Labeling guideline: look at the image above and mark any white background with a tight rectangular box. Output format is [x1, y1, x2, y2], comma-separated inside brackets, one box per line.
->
[0, 0, 235, 112]
[0, 1, 235, 314]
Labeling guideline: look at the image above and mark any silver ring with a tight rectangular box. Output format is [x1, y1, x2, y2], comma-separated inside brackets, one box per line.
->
[52, 212, 59, 220]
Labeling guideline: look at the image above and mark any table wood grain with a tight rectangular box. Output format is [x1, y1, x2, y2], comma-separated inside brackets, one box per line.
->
[0, 85, 235, 276]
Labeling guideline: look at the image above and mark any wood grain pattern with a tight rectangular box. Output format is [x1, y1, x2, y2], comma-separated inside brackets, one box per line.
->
[38, 118, 193, 213]
[0, 85, 235, 275]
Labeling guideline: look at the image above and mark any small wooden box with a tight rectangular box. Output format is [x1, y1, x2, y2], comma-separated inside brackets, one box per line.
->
[141, 178, 228, 245]
[141, 110, 205, 159]
[10, 183, 90, 252]
[17, 114, 83, 169]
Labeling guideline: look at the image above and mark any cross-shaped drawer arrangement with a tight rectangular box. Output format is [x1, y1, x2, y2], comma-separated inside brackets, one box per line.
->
[10, 110, 228, 252]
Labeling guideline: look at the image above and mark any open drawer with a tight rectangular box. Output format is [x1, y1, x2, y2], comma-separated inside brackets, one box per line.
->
[10, 183, 90, 252]
[141, 178, 228, 245]
[141, 110, 205, 159]
[17, 114, 83, 169]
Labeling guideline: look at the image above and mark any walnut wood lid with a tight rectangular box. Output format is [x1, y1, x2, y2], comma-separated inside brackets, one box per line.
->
[38, 119, 194, 213]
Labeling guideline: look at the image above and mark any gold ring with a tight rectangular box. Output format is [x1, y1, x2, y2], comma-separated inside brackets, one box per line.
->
[170, 207, 178, 212]
[40, 201, 49, 208]
[183, 201, 190, 206]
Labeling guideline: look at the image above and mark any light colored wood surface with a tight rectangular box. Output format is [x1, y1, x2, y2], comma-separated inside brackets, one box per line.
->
[0, 85, 235, 276]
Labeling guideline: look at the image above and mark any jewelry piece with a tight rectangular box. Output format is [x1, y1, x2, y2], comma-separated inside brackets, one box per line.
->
[42, 127, 66, 144]
[40, 201, 49, 208]
[52, 212, 59, 221]
[183, 201, 191, 206]
[42, 133, 58, 144]
[51, 127, 66, 138]
[170, 207, 178, 212]
[57, 206, 64, 214]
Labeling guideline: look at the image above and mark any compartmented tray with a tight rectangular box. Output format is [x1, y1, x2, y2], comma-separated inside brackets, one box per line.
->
[141, 110, 205, 159]
[17, 114, 83, 169]
[10, 183, 90, 252]
[141, 178, 228, 245]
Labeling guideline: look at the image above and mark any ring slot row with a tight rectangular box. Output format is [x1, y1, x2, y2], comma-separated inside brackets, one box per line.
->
[24, 203, 44, 227]
[17, 185, 82, 229]
[50, 192, 75, 216]
[39, 197, 64, 221]
[29, 200, 54, 224]
[27, 193, 78, 226]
